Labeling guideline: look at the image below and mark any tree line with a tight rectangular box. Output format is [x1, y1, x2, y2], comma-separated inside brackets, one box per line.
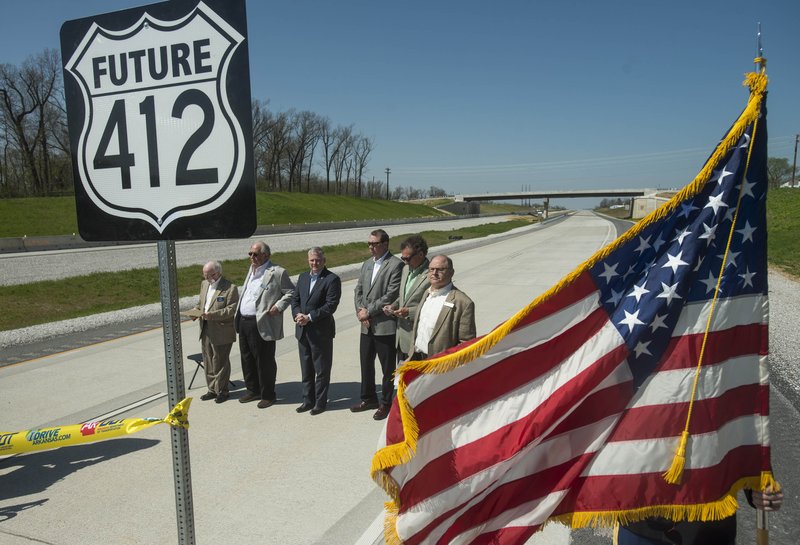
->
[1, 49, 393, 199]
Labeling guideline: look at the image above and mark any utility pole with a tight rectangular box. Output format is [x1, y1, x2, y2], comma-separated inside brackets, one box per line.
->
[792, 134, 798, 187]
[385, 167, 391, 200]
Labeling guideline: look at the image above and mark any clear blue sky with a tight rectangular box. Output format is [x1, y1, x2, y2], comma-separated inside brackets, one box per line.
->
[2, 0, 798, 205]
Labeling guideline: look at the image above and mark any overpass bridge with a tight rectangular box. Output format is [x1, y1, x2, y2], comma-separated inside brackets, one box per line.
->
[454, 188, 652, 218]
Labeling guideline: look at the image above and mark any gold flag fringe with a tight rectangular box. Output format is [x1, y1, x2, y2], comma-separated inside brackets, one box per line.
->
[370, 69, 770, 542]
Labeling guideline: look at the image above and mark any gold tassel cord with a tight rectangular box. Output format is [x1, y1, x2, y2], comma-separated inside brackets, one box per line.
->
[663, 82, 763, 484]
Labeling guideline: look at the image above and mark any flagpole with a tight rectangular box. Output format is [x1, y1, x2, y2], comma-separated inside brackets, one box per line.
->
[756, 509, 768, 545]
[754, 23, 769, 545]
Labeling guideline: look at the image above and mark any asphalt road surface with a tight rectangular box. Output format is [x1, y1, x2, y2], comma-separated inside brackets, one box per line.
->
[1, 211, 796, 545]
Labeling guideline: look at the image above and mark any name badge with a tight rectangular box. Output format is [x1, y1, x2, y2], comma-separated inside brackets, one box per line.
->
[443, 302, 455, 308]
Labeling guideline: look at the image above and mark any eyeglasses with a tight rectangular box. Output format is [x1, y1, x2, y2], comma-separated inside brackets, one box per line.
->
[428, 267, 450, 274]
[248, 252, 262, 257]
[400, 252, 417, 263]
[367, 241, 385, 247]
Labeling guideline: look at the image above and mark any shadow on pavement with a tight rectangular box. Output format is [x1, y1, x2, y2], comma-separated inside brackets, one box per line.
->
[0, 438, 160, 509]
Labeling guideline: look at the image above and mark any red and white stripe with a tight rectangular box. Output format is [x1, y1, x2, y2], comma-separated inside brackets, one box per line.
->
[378, 272, 769, 545]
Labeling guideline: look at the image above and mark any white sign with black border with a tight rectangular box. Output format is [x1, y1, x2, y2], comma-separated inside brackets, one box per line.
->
[61, 0, 255, 240]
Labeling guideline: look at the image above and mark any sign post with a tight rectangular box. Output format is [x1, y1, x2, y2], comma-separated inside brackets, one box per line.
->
[61, 1, 255, 542]
[158, 239, 195, 544]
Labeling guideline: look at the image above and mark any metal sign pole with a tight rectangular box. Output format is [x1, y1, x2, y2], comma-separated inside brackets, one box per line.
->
[157, 240, 196, 545]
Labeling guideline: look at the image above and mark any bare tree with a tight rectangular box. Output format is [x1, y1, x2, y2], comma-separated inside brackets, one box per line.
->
[330, 125, 354, 194]
[318, 117, 334, 192]
[353, 135, 373, 197]
[0, 49, 65, 195]
[285, 110, 320, 192]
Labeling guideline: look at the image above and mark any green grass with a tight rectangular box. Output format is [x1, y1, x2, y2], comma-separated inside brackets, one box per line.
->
[0, 192, 447, 237]
[767, 188, 800, 278]
[0, 220, 530, 331]
[594, 207, 631, 219]
[0, 197, 81, 236]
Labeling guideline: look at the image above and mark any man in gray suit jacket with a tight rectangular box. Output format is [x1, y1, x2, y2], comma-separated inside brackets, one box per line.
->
[235, 241, 295, 409]
[383, 235, 430, 361]
[351, 229, 404, 420]
[410, 255, 476, 360]
[195, 261, 239, 403]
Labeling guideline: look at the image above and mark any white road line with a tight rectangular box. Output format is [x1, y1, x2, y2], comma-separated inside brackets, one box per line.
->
[354, 510, 385, 545]
[82, 392, 165, 422]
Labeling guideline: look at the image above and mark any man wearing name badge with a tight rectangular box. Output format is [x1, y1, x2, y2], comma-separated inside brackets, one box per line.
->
[383, 235, 431, 362]
[235, 242, 295, 409]
[194, 261, 239, 404]
[291, 247, 342, 416]
[409, 255, 476, 362]
[351, 229, 404, 421]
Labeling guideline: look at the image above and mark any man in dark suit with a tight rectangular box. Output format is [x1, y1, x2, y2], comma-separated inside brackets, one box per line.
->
[410, 254, 476, 360]
[234, 241, 295, 409]
[194, 261, 239, 403]
[351, 229, 404, 420]
[383, 235, 430, 361]
[291, 247, 342, 415]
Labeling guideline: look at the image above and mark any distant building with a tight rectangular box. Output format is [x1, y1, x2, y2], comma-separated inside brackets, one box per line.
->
[632, 193, 674, 219]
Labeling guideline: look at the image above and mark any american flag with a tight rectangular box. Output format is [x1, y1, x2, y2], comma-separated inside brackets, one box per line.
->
[371, 72, 775, 545]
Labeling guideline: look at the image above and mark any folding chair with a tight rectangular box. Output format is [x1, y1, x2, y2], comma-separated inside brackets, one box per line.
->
[187, 353, 236, 390]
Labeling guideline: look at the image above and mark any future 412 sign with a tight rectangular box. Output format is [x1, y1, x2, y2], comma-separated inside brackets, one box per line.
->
[60, 0, 255, 240]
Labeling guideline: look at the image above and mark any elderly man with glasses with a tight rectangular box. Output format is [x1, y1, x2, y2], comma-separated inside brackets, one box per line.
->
[234, 241, 295, 409]
[193, 260, 239, 404]
[409, 254, 476, 362]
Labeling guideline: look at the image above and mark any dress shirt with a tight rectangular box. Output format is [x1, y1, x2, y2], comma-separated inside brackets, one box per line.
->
[239, 261, 270, 316]
[414, 283, 454, 354]
[203, 279, 220, 312]
[404, 262, 426, 296]
[371, 251, 390, 284]
[309, 272, 319, 293]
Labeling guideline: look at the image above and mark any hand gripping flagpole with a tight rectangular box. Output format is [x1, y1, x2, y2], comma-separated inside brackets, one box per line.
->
[753, 25, 771, 545]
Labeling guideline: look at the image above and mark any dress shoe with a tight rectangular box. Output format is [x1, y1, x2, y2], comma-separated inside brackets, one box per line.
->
[373, 405, 390, 421]
[310, 407, 325, 416]
[257, 399, 275, 409]
[296, 403, 313, 413]
[215, 392, 229, 404]
[239, 392, 259, 403]
[200, 392, 217, 401]
[350, 400, 379, 413]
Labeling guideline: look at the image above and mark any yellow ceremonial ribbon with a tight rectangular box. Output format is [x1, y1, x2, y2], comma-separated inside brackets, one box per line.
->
[0, 398, 191, 457]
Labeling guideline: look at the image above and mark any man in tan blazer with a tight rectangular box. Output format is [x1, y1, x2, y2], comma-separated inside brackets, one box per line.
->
[383, 235, 430, 361]
[195, 261, 239, 403]
[410, 254, 476, 360]
[234, 241, 295, 408]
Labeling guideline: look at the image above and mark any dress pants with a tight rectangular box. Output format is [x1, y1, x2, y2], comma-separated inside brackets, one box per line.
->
[201, 335, 232, 395]
[359, 331, 396, 406]
[298, 333, 333, 410]
[238, 317, 277, 401]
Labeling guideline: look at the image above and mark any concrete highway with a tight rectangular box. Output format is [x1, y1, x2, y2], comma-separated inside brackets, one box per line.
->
[1, 212, 796, 545]
[0, 216, 512, 287]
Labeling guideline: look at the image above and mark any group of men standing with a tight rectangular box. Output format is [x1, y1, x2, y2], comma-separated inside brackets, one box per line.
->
[192, 230, 476, 420]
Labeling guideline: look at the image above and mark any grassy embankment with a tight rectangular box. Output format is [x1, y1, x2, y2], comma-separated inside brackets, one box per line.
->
[1, 193, 530, 331]
[0, 192, 448, 237]
[767, 188, 800, 279]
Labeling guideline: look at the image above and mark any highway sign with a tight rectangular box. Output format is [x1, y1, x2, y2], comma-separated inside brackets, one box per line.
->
[61, 0, 255, 240]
